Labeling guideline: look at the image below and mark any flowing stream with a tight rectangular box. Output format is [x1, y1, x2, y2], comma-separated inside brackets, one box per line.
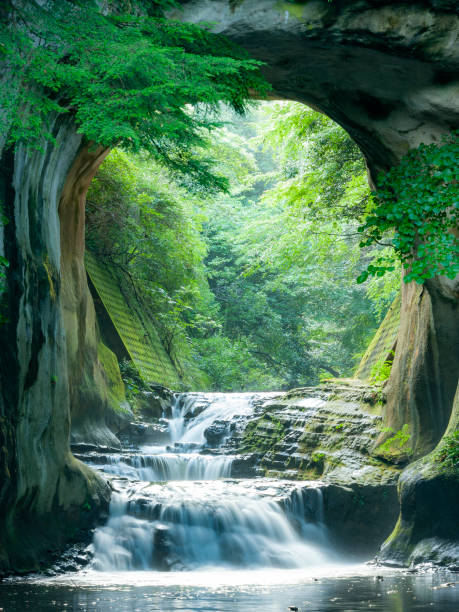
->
[2, 392, 458, 611]
[87, 392, 331, 572]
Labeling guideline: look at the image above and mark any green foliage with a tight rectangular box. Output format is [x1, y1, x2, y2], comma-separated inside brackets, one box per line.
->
[370, 352, 394, 384]
[0, 255, 8, 286]
[311, 451, 326, 463]
[358, 133, 459, 284]
[256, 102, 369, 227]
[379, 424, 413, 459]
[191, 335, 281, 391]
[1, 0, 267, 186]
[434, 431, 459, 470]
[119, 359, 147, 400]
[247, 103, 398, 310]
[87, 103, 392, 391]
[364, 251, 400, 319]
[190, 102, 387, 389]
[86, 148, 208, 367]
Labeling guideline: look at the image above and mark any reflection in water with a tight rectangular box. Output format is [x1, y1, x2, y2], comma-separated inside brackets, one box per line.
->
[1, 570, 458, 611]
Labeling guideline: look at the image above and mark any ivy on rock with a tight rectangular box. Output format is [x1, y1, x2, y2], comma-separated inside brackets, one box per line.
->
[358, 132, 459, 284]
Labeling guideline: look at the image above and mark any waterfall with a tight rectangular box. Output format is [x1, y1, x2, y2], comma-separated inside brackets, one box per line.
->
[87, 452, 234, 481]
[86, 392, 334, 572]
[91, 481, 330, 571]
[170, 393, 257, 445]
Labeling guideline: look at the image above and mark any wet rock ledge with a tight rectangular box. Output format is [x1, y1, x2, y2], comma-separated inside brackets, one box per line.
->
[231, 379, 402, 556]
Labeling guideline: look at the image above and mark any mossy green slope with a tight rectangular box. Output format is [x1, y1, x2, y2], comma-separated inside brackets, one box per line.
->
[355, 294, 401, 381]
[85, 251, 181, 388]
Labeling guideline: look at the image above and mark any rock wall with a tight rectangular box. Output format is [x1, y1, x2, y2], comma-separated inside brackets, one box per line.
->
[0, 117, 111, 573]
[233, 380, 401, 555]
[379, 383, 459, 567]
[58, 140, 128, 450]
[176, 0, 459, 179]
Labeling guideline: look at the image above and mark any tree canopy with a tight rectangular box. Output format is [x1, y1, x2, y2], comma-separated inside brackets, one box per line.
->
[0, 0, 267, 186]
[86, 103, 396, 390]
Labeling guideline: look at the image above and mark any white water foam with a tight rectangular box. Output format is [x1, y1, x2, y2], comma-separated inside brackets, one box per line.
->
[88, 392, 334, 572]
[91, 481, 330, 571]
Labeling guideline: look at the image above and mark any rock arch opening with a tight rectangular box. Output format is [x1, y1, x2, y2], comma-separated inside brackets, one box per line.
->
[0, 0, 458, 574]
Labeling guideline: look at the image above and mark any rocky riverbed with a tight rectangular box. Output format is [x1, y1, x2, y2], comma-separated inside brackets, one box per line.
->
[67, 381, 403, 566]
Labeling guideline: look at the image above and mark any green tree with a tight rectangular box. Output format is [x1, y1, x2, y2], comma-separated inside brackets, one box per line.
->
[87, 103, 396, 391]
[86, 148, 208, 370]
[0, 0, 267, 187]
[188, 104, 385, 389]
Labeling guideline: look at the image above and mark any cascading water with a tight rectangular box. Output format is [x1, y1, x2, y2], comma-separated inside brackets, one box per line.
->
[85, 392, 334, 572]
[89, 452, 234, 481]
[4, 394, 457, 612]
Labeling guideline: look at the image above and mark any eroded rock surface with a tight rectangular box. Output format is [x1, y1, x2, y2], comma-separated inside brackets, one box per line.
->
[0, 117, 111, 574]
[177, 0, 459, 179]
[1, 0, 458, 573]
[233, 380, 401, 555]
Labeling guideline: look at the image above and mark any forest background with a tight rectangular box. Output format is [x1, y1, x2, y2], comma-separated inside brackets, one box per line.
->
[86, 101, 400, 391]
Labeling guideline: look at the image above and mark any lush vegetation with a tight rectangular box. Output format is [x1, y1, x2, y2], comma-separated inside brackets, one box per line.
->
[87, 103, 398, 390]
[0, 0, 266, 187]
[189, 105, 397, 389]
[435, 430, 459, 470]
[379, 424, 413, 461]
[0, 0, 265, 334]
[86, 148, 208, 371]
[358, 132, 459, 284]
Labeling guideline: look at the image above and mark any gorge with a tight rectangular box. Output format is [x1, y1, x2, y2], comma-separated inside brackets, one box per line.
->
[0, 1, 458, 609]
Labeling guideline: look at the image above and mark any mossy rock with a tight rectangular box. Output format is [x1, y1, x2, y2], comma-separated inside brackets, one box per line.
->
[97, 341, 127, 412]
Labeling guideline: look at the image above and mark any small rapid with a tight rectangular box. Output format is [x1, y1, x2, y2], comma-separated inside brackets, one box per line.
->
[88, 451, 234, 481]
[91, 480, 328, 571]
[85, 392, 335, 572]
[5, 392, 458, 612]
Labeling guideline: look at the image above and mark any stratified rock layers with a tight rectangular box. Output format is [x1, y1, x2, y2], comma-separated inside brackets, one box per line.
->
[0, 117, 111, 573]
[235, 380, 400, 555]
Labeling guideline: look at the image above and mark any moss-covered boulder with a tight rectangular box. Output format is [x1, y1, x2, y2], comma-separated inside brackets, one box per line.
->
[379, 387, 459, 568]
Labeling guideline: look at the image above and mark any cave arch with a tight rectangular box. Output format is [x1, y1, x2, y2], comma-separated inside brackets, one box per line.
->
[174, 0, 459, 455]
[0, 0, 458, 572]
[175, 0, 459, 180]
